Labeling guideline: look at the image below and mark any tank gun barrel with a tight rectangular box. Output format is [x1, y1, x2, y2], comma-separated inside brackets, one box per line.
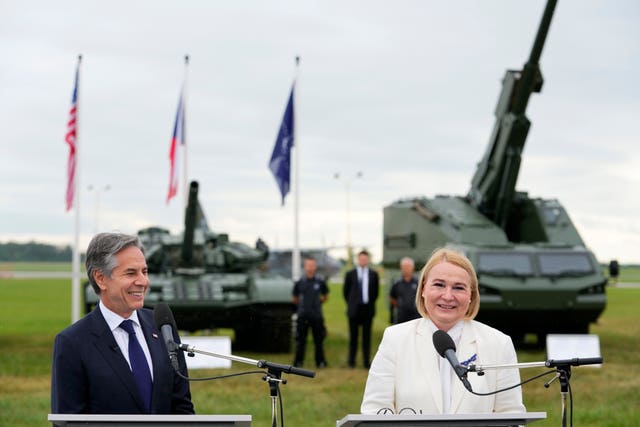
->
[180, 181, 199, 267]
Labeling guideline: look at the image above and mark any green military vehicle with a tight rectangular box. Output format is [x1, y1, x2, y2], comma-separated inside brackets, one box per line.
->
[84, 181, 293, 353]
[382, 0, 607, 345]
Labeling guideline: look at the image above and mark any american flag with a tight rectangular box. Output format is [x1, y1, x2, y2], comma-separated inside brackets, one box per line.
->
[65, 58, 80, 212]
[167, 89, 185, 204]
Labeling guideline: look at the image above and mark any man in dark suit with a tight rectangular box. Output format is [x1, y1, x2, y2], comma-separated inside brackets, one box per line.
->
[343, 249, 379, 368]
[51, 233, 194, 417]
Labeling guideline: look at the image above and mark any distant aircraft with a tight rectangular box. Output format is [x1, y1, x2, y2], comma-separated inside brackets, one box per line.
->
[265, 248, 343, 281]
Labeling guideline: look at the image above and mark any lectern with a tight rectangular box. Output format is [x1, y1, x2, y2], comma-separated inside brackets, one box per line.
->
[48, 414, 251, 427]
[336, 412, 546, 427]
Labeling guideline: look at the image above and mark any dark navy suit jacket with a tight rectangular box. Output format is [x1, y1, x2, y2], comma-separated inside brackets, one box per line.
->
[343, 267, 380, 318]
[51, 307, 194, 416]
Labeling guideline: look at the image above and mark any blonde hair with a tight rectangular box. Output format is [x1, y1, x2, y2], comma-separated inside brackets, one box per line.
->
[414, 248, 480, 320]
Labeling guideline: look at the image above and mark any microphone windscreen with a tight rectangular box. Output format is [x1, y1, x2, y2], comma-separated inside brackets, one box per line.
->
[153, 302, 177, 329]
[432, 329, 456, 357]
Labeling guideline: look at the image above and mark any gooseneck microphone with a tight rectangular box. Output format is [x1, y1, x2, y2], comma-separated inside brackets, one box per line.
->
[432, 329, 473, 392]
[153, 302, 180, 372]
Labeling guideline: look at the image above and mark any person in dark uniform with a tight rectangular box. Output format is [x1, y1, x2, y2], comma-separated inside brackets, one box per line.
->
[343, 249, 379, 368]
[292, 257, 329, 368]
[390, 257, 421, 324]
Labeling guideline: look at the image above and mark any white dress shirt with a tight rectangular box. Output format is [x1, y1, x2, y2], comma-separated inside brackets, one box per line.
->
[427, 320, 463, 413]
[359, 267, 369, 303]
[99, 302, 154, 379]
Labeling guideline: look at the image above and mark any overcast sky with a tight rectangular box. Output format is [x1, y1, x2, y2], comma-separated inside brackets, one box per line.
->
[1, 0, 639, 264]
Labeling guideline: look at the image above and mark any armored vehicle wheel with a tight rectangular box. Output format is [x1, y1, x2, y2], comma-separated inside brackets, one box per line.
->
[234, 306, 292, 353]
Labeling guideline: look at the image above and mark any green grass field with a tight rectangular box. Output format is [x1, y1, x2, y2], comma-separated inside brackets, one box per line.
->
[1, 275, 639, 426]
[0, 262, 78, 273]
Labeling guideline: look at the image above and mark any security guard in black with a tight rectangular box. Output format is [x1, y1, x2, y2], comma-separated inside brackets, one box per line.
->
[390, 257, 421, 324]
[292, 258, 329, 368]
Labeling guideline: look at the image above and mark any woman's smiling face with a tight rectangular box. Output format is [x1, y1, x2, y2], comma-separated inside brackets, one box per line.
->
[421, 260, 472, 331]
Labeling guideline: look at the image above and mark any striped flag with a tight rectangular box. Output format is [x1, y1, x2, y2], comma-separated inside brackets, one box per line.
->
[167, 88, 185, 204]
[65, 59, 80, 212]
[268, 83, 295, 205]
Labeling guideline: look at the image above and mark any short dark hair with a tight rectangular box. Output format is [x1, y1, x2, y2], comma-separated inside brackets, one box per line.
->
[358, 249, 370, 257]
[86, 232, 145, 294]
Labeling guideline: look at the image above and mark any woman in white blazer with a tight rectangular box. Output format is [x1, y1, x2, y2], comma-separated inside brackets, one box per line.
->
[361, 248, 526, 415]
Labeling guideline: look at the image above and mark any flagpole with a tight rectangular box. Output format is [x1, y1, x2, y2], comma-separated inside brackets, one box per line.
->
[182, 54, 189, 213]
[292, 56, 301, 281]
[71, 54, 82, 323]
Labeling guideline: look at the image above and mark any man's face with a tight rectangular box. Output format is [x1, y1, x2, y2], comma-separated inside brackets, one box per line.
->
[400, 260, 415, 278]
[95, 245, 149, 318]
[304, 259, 317, 277]
[357, 253, 369, 268]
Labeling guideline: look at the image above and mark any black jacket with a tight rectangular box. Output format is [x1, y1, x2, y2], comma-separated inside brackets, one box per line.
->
[343, 267, 379, 318]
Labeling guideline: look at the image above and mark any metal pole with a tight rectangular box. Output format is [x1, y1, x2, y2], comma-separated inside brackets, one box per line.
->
[71, 54, 82, 324]
[182, 54, 189, 213]
[291, 56, 301, 281]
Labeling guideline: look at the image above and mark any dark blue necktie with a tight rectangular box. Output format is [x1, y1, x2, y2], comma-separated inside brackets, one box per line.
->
[120, 319, 152, 412]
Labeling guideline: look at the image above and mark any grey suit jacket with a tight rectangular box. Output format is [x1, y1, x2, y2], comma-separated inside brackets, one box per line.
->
[361, 318, 525, 414]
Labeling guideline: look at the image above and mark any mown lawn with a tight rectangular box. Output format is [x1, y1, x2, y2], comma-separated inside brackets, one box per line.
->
[1, 276, 638, 426]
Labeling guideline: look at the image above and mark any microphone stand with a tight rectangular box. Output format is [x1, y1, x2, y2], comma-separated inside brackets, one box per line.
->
[176, 342, 315, 427]
[467, 357, 602, 427]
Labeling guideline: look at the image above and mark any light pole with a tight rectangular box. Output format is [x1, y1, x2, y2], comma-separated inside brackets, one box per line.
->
[87, 184, 110, 233]
[334, 171, 362, 269]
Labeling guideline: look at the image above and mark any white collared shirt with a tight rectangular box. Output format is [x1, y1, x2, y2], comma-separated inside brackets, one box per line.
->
[428, 319, 463, 413]
[99, 302, 154, 379]
[359, 266, 369, 303]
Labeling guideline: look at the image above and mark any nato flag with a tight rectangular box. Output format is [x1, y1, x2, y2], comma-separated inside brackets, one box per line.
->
[269, 84, 295, 205]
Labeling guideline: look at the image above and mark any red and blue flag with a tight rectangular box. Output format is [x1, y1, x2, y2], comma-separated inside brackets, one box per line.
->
[167, 89, 185, 204]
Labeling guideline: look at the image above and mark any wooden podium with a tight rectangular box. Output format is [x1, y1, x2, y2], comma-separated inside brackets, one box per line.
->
[48, 414, 251, 427]
[336, 412, 546, 427]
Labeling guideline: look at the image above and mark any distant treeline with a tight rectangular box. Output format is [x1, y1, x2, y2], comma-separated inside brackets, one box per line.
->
[0, 242, 72, 262]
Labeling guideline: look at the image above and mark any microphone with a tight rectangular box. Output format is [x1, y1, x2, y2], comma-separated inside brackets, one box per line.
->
[153, 302, 180, 372]
[432, 330, 472, 392]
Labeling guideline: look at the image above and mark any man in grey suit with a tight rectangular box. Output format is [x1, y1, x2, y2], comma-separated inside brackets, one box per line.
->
[51, 232, 194, 417]
[343, 249, 379, 368]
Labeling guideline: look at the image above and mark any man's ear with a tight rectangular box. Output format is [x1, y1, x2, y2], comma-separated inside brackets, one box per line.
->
[94, 270, 107, 291]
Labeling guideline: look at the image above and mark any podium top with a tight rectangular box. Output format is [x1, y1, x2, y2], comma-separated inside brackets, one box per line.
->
[48, 414, 251, 427]
[336, 412, 546, 427]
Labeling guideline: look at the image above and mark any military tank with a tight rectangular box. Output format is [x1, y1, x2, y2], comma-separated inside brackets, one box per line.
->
[382, 0, 607, 345]
[84, 181, 293, 353]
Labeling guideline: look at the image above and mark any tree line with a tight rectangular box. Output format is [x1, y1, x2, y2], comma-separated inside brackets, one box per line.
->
[0, 241, 72, 262]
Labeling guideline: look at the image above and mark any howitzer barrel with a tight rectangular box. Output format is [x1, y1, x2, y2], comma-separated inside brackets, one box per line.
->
[180, 181, 199, 266]
[512, 0, 557, 115]
[467, 0, 557, 229]
[528, 0, 557, 66]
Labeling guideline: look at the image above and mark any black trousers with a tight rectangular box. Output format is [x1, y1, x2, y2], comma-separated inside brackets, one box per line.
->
[348, 305, 373, 368]
[294, 316, 326, 366]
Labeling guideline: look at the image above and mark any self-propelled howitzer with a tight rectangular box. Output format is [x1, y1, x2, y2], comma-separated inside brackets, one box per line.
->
[382, 0, 607, 345]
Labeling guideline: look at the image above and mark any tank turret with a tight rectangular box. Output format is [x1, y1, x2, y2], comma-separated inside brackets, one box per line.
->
[382, 0, 607, 346]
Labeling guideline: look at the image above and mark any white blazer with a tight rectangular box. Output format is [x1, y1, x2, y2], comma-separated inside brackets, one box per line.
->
[361, 318, 526, 415]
